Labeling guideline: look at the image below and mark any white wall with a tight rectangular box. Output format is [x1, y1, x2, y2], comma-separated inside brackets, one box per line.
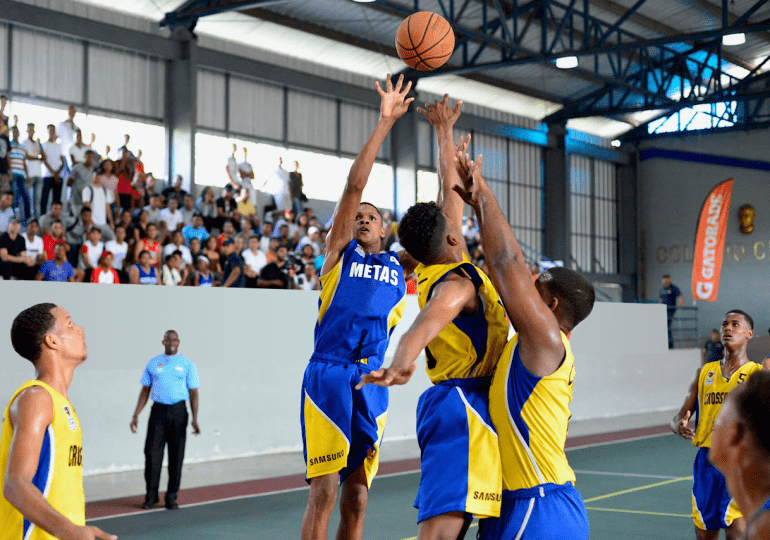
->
[0, 282, 697, 475]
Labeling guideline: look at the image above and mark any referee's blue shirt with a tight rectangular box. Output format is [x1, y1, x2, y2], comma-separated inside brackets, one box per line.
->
[141, 354, 200, 405]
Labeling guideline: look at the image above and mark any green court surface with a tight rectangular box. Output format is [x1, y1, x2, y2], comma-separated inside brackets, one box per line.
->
[92, 434, 699, 540]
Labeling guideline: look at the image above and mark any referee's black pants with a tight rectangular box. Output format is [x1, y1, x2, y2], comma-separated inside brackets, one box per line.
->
[144, 401, 188, 503]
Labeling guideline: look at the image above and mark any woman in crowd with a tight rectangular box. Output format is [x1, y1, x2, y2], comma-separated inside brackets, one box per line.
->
[115, 148, 134, 212]
[96, 159, 119, 215]
[196, 187, 217, 231]
[709, 370, 770, 540]
[129, 249, 160, 285]
[134, 222, 161, 269]
[131, 209, 150, 244]
[203, 235, 222, 277]
[188, 237, 203, 266]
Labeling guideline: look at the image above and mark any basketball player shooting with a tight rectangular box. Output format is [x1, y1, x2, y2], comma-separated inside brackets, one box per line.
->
[300, 74, 418, 540]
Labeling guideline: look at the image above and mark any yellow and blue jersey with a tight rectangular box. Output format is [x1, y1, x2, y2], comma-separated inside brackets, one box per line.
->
[490, 332, 577, 492]
[415, 255, 508, 384]
[313, 239, 406, 370]
[692, 360, 762, 448]
[0, 381, 85, 540]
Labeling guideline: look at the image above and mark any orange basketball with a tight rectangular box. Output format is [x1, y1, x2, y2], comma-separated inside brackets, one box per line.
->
[395, 12, 455, 71]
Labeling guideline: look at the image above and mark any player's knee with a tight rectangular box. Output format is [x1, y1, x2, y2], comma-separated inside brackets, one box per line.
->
[340, 486, 368, 516]
[308, 481, 338, 511]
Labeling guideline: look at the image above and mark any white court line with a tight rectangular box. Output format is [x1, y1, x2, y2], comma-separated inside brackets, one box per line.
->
[89, 432, 675, 522]
[573, 470, 683, 480]
[565, 431, 674, 452]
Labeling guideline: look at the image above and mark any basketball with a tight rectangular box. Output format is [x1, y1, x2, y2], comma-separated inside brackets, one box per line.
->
[395, 12, 455, 71]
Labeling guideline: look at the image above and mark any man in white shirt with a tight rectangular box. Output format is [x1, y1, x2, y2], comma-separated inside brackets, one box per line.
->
[22, 123, 44, 219]
[159, 197, 184, 233]
[242, 234, 267, 288]
[105, 224, 129, 281]
[239, 147, 255, 197]
[69, 129, 88, 166]
[82, 168, 114, 231]
[0, 192, 15, 233]
[41, 124, 65, 215]
[226, 144, 241, 192]
[56, 105, 79, 156]
[163, 230, 193, 268]
[80, 226, 104, 281]
[22, 218, 45, 267]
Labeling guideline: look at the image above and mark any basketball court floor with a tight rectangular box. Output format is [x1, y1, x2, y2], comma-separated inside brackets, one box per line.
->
[86, 427, 699, 539]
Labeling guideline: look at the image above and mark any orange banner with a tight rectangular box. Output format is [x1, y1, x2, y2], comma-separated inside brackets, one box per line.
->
[692, 179, 734, 302]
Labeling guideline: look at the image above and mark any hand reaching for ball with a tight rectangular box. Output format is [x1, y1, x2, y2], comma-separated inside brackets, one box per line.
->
[376, 74, 414, 121]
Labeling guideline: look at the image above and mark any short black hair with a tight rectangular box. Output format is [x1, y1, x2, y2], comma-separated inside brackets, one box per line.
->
[538, 267, 596, 329]
[27, 218, 39, 226]
[725, 309, 754, 330]
[734, 371, 770, 457]
[398, 202, 446, 265]
[80, 207, 91, 215]
[360, 201, 382, 220]
[11, 303, 58, 364]
[662, 274, 670, 278]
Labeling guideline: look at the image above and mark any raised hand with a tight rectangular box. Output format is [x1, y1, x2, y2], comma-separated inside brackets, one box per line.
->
[452, 153, 489, 211]
[453, 134, 471, 179]
[417, 94, 462, 131]
[376, 74, 415, 121]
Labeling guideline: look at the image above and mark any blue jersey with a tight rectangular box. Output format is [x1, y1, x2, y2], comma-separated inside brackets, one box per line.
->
[135, 263, 157, 285]
[312, 240, 406, 370]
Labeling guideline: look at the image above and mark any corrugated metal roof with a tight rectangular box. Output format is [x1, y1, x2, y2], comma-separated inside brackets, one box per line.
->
[12, 0, 769, 140]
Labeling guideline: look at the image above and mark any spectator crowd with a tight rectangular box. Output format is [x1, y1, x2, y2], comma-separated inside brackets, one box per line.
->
[0, 99, 489, 291]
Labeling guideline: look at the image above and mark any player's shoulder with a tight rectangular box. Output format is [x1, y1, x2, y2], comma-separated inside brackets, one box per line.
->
[10, 384, 54, 423]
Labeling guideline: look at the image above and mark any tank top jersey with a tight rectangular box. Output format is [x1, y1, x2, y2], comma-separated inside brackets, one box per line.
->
[692, 360, 762, 448]
[490, 332, 577, 492]
[198, 272, 213, 287]
[135, 263, 157, 285]
[0, 381, 85, 540]
[313, 239, 406, 371]
[414, 254, 508, 384]
[141, 238, 160, 266]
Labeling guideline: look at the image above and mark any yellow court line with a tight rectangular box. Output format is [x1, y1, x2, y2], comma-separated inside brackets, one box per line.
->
[401, 522, 478, 540]
[586, 506, 690, 518]
[583, 476, 692, 503]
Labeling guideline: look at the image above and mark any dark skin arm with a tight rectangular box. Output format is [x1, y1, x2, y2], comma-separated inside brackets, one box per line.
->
[749, 513, 770, 540]
[129, 386, 151, 433]
[321, 74, 413, 278]
[189, 388, 200, 435]
[4, 387, 117, 540]
[128, 265, 139, 285]
[671, 367, 701, 439]
[454, 153, 565, 377]
[417, 94, 467, 255]
[358, 275, 479, 388]
[222, 265, 241, 287]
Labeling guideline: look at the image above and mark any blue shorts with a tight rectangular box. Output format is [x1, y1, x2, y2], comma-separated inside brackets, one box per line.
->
[478, 483, 589, 540]
[692, 446, 741, 530]
[301, 360, 388, 487]
[414, 378, 501, 523]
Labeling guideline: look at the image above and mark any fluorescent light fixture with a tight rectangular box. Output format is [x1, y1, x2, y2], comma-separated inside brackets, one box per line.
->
[353, 0, 376, 2]
[555, 56, 578, 69]
[611, 139, 621, 147]
[722, 33, 746, 46]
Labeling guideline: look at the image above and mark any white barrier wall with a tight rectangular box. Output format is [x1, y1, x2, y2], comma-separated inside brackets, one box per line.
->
[0, 282, 698, 475]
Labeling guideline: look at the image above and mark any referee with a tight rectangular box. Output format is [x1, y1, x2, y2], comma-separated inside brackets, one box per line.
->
[130, 330, 200, 510]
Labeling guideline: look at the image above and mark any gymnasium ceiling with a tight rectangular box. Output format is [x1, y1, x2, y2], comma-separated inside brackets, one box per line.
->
[63, 0, 770, 139]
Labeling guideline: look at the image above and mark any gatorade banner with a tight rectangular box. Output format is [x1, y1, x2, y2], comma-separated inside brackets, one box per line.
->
[692, 179, 734, 302]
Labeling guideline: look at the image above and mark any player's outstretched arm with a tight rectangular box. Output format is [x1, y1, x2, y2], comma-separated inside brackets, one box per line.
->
[670, 367, 700, 439]
[417, 95, 466, 246]
[322, 74, 413, 277]
[454, 153, 564, 377]
[3, 387, 117, 540]
[357, 277, 476, 389]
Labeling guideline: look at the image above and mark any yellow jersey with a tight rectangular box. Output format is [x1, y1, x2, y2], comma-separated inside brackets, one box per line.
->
[490, 332, 577, 492]
[0, 380, 85, 540]
[415, 255, 508, 384]
[692, 360, 762, 448]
